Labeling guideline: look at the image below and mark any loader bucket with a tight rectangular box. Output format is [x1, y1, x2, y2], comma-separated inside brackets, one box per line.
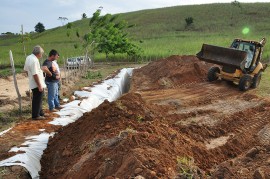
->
[196, 44, 247, 68]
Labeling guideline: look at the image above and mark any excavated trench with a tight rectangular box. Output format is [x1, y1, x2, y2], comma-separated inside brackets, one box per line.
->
[40, 55, 270, 178]
[0, 68, 134, 179]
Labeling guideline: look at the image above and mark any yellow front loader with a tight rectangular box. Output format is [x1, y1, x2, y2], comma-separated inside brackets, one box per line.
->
[196, 38, 267, 91]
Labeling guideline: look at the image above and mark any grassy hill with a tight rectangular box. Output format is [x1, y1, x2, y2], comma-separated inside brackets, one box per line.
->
[1, 2, 270, 68]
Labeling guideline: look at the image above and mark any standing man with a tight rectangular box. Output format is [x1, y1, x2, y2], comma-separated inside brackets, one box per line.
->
[52, 56, 61, 100]
[24, 45, 47, 120]
[42, 49, 61, 112]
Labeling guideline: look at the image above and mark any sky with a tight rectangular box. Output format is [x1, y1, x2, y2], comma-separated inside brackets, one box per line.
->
[1, 0, 270, 34]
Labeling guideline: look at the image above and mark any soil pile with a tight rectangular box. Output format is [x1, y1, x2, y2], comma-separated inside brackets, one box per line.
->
[131, 55, 212, 91]
[40, 93, 208, 178]
[40, 55, 270, 178]
[211, 146, 270, 178]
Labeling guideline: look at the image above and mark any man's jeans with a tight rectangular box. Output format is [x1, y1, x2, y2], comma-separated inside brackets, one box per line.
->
[46, 81, 60, 111]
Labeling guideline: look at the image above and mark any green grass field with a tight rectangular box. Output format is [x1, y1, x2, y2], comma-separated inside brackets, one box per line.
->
[256, 67, 270, 97]
[1, 3, 270, 68]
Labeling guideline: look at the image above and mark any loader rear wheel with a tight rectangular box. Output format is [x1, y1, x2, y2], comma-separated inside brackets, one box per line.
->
[239, 75, 252, 91]
[207, 67, 220, 82]
[251, 71, 262, 89]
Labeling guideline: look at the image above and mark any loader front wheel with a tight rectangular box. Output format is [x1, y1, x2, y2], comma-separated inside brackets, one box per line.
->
[239, 75, 252, 91]
[251, 71, 262, 89]
[207, 67, 220, 82]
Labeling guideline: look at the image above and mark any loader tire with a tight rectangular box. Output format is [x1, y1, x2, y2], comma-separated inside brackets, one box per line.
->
[251, 71, 262, 89]
[239, 74, 252, 91]
[207, 67, 220, 82]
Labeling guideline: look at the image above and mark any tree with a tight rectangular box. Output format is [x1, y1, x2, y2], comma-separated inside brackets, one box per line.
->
[82, 13, 87, 19]
[231, 0, 241, 8]
[69, 9, 142, 60]
[185, 17, 194, 27]
[2, 32, 14, 35]
[18, 32, 31, 43]
[35, 22, 45, 33]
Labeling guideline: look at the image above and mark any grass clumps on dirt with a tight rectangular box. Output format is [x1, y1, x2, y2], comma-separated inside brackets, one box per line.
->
[119, 126, 137, 137]
[84, 71, 102, 79]
[176, 156, 196, 179]
[0, 167, 8, 175]
[136, 114, 144, 123]
[176, 156, 208, 178]
[115, 100, 127, 111]
[0, 106, 31, 131]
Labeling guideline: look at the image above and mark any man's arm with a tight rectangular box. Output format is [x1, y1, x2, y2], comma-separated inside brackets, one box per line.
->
[42, 66, 59, 79]
[24, 59, 28, 77]
[42, 66, 52, 77]
[33, 74, 43, 92]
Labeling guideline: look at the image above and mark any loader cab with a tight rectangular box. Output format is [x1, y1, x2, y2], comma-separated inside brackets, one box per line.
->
[230, 39, 258, 72]
[196, 37, 267, 91]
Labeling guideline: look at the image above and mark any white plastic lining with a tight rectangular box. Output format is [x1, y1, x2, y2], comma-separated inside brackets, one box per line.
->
[50, 68, 133, 126]
[0, 132, 54, 179]
[0, 68, 133, 178]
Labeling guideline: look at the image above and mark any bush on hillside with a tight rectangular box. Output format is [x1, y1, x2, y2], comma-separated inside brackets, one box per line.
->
[35, 22, 45, 33]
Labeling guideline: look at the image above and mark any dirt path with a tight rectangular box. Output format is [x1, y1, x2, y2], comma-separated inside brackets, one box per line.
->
[0, 70, 61, 112]
[0, 73, 29, 111]
[0, 73, 29, 100]
[139, 79, 270, 175]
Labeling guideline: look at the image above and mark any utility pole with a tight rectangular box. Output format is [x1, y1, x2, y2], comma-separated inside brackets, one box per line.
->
[58, 17, 68, 26]
[21, 25, 26, 57]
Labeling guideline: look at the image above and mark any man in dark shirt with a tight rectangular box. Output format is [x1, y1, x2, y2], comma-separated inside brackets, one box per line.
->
[42, 49, 61, 112]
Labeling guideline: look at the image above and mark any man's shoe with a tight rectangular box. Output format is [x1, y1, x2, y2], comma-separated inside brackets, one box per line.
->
[55, 106, 64, 110]
[50, 109, 59, 112]
[41, 113, 50, 117]
[32, 116, 45, 120]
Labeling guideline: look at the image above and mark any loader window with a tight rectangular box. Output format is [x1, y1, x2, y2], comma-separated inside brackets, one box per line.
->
[231, 41, 239, 49]
[241, 43, 256, 69]
[237, 42, 255, 52]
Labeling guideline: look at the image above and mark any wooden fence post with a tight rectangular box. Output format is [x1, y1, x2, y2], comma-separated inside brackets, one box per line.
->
[9, 50, 22, 113]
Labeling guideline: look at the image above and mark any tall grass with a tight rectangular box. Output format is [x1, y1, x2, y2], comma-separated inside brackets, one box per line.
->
[1, 3, 270, 67]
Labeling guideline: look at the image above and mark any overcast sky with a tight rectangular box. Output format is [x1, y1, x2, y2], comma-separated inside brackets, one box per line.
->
[1, 0, 270, 34]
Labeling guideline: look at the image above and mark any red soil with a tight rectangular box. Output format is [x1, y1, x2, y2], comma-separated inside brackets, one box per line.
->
[40, 55, 270, 178]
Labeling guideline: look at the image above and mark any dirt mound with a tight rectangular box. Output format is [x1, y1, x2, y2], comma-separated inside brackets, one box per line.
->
[40, 93, 211, 178]
[131, 55, 212, 91]
[211, 146, 270, 178]
[40, 92, 270, 178]
[40, 55, 270, 178]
